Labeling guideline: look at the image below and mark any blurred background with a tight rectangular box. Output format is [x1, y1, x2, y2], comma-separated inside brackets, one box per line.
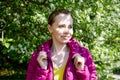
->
[0, 0, 120, 80]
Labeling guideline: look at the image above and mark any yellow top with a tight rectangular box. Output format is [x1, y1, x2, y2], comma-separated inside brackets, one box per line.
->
[54, 64, 66, 80]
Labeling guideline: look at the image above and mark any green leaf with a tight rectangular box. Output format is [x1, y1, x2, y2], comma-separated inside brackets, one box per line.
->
[7, 39, 14, 42]
[4, 43, 10, 48]
[0, 38, 3, 42]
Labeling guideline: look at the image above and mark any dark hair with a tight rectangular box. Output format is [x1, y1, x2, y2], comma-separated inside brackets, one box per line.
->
[48, 9, 73, 25]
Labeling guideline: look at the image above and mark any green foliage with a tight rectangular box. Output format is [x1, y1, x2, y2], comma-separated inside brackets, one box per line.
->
[0, 0, 120, 79]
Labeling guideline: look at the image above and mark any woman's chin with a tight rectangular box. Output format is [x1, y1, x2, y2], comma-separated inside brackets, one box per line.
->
[61, 39, 70, 44]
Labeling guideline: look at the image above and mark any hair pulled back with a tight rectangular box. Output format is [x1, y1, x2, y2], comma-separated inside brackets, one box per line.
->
[48, 9, 73, 25]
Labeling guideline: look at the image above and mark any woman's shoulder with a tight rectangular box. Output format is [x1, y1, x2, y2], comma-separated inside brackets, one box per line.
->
[77, 44, 91, 58]
[37, 39, 52, 51]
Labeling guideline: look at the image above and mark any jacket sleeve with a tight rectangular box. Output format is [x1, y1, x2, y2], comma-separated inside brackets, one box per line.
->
[26, 51, 37, 80]
[26, 51, 48, 80]
[85, 49, 97, 80]
[75, 48, 97, 80]
[75, 65, 90, 80]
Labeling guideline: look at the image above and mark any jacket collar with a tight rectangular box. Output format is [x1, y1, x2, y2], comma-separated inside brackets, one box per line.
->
[37, 38, 82, 59]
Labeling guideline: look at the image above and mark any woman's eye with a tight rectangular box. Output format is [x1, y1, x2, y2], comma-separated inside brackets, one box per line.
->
[58, 25, 65, 28]
[69, 25, 73, 29]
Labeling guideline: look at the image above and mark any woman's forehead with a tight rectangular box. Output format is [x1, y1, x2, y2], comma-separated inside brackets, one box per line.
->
[54, 14, 73, 24]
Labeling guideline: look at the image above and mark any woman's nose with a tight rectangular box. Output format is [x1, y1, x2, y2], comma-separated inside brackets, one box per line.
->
[64, 27, 69, 33]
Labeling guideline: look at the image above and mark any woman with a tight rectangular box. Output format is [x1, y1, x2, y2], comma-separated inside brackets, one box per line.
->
[26, 9, 97, 80]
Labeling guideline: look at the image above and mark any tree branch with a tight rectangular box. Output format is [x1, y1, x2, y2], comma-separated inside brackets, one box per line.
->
[0, 24, 6, 32]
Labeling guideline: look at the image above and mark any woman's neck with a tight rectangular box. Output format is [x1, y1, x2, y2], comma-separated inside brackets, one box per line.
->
[50, 41, 69, 68]
[51, 41, 68, 55]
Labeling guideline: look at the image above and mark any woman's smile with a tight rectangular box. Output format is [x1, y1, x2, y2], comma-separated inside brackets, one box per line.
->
[61, 35, 71, 40]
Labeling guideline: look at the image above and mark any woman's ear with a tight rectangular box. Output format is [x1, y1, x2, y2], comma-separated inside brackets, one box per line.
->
[48, 24, 53, 34]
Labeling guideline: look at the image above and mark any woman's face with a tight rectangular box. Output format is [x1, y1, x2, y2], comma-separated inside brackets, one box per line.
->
[48, 13, 73, 44]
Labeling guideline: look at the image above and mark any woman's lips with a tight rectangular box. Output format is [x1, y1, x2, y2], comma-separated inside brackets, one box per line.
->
[62, 36, 71, 40]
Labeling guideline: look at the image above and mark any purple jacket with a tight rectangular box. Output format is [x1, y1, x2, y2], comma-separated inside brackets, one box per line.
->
[26, 38, 97, 80]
